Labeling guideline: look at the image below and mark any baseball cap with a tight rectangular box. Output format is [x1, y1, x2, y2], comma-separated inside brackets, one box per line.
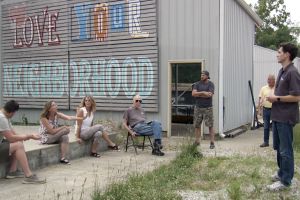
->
[201, 70, 210, 79]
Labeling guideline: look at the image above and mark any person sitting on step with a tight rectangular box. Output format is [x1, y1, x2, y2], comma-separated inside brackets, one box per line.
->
[39, 100, 81, 165]
[75, 96, 119, 158]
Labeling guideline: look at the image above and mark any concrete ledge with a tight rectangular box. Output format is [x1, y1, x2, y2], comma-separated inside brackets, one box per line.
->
[0, 126, 118, 178]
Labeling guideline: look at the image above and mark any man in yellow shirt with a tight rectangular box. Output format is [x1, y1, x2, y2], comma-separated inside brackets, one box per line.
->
[258, 74, 275, 147]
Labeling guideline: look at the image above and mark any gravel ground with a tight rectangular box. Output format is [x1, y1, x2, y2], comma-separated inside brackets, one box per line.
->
[173, 129, 300, 200]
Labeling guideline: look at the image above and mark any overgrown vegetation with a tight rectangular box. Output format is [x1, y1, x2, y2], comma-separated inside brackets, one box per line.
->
[294, 124, 300, 152]
[92, 144, 202, 200]
[93, 136, 300, 200]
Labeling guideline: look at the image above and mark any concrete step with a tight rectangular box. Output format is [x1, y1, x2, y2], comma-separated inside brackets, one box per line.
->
[0, 126, 118, 178]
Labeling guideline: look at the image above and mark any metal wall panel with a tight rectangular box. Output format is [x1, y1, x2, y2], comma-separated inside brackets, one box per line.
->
[253, 46, 280, 104]
[253, 45, 300, 104]
[1, 0, 158, 111]
[2, 0, 69, 108]
[158, 0, 220, 131]
[223, 0, 255, 131]
[0, 0, 261, 132]
[0, 1, 2, 107]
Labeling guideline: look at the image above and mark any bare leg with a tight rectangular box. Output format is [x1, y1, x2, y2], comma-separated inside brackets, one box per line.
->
[102, 132, 115, 146]
[209, 127, 215, 143]
[61, 142, 69, 159]
[9, 142, 32, 177]
[46, 128, 69, 160]
[90, 142, 97, 153]
[195, 127, 201, 144]
[9, 154, 18, 172]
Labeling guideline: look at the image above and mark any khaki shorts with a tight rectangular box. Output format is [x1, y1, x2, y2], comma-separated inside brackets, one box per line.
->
[193, 106, 214, 128]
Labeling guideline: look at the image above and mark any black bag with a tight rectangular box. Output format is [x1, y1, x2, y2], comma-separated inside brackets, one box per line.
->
[0, 139, 10, 164]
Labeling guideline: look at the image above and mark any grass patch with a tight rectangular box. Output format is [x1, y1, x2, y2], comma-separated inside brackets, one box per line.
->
[92, 144, 202, 200]
[294, 123, 300, 152]
[227, 180, 242, 200]
[93, 144, 300, 200]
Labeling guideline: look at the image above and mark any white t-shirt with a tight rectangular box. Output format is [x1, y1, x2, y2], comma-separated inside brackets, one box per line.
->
[0, 111, 13, 143]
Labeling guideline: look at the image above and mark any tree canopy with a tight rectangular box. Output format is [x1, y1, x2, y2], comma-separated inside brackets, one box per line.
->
[253, 0, 299, 53]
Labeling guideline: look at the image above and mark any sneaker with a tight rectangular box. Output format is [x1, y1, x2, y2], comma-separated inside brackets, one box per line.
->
[22, 174, 46, 184]
[260, 143, 269, 147]
[271, 173, 280, 182]
[152, 149, 165, 156]
[219, 133, 226, 138]
[6, 170, 24, 179]
[210, 142, 215, 149]
[267, 181, 288, 191]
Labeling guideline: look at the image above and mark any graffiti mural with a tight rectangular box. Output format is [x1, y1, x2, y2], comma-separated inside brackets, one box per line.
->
[1, 0, 158, 111]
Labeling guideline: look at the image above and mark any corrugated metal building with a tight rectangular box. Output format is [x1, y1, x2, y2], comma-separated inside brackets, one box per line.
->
[253, 45, 300, 105]
[0, 0, 262, 136]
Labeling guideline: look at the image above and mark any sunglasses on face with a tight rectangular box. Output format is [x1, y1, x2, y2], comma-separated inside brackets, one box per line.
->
[135, 100, 142, 103]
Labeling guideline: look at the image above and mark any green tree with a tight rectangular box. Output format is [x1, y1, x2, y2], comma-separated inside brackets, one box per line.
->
[253, 0, 299, 51]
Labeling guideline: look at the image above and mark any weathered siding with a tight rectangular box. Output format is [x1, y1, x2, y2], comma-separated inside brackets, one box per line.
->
[158, 0, 220, 131]
[223, 0, 255, 131]
[1, 0, 158, 111]
[0, 0, 261, 133]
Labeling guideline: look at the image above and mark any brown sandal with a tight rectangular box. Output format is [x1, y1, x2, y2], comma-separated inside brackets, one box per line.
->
[108, 145, 119, 150]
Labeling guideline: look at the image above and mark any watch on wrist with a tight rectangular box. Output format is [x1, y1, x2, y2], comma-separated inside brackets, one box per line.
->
[277, 97, 281, 102]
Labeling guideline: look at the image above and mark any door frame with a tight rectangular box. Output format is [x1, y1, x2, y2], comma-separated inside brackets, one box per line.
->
[167, 59, 205, 137]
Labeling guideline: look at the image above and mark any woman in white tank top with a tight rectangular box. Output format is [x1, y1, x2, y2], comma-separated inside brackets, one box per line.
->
[75, 96, 119, 157]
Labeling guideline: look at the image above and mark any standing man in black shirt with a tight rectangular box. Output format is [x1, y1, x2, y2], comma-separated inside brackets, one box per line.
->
[192, 70, 215, 149]
[266, 43, 300, 191]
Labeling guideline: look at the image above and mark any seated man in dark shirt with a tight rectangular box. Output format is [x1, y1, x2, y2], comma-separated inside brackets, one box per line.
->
[123, 94, 164, 156]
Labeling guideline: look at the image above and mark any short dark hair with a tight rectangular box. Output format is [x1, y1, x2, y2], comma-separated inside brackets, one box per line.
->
[279, 43, 298, 61]
[4, 100, 19, 113]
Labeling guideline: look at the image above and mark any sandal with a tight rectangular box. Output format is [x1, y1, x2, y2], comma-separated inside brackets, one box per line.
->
[90, 152, 101, 157]
[60, 158, 70, 165]
[108, 145, 119, 150]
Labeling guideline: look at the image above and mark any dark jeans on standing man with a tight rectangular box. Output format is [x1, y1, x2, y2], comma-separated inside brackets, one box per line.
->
[272, 121, 294, 186]
[263, 107, 271, 144]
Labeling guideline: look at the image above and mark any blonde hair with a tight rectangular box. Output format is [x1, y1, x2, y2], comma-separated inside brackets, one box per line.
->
[78, 96, 96, 114]
[40, 100, 54, 119]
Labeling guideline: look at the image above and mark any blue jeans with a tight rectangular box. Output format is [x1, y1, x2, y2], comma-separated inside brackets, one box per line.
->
[263, 107, 271, 144]
[272, 121, 294, 186]
[132, 120, 162, 140]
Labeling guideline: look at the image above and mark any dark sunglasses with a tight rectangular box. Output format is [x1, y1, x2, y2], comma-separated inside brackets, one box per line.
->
[135, 100, 142, 103]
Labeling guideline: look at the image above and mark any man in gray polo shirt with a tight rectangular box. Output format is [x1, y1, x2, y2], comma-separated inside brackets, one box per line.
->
[266, 43, 300, 191]
[123, 94, 164, 156]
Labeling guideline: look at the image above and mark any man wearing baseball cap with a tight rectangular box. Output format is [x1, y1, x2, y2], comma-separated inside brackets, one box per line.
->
[192, 70, 215, 149]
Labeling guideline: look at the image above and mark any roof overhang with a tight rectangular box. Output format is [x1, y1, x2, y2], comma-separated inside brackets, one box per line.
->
[235, 0, 263, 27]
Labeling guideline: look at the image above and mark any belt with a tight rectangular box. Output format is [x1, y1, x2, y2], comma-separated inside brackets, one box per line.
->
[263, 107, 271, 110]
